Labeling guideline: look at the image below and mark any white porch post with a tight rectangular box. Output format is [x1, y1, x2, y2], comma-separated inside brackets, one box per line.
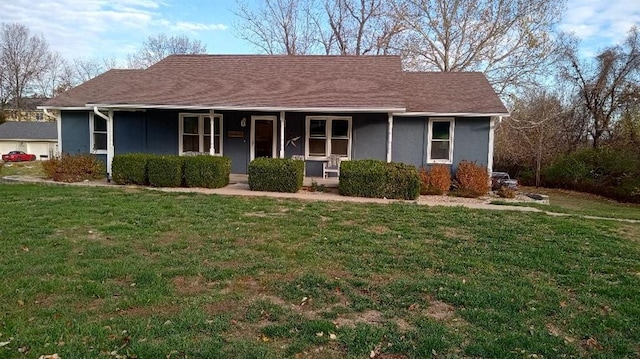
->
[280, 111, 285, 158]
[107, 110, 114, 177]
[56, 111, 62, 156]
[386, 113, 393, 162]
[209, 109, 215, 155]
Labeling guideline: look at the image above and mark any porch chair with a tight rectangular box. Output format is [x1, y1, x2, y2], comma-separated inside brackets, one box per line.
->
[322, 154, 343, 179]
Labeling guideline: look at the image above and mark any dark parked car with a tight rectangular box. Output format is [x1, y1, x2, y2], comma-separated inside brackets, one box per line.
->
[491, 172, 518, 191]
[2, 151, 36, 162]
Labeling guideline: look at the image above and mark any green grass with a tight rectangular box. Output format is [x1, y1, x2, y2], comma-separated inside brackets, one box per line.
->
[493, 186, 640, 221]
[1, 183, 639, 358]
[0, 161, 46, 177]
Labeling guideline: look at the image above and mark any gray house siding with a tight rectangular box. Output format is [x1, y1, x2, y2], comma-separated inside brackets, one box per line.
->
[61, 111, 90, 154]
[452, 117, 490, 172]
[352, 114, 388, 161]
[392, 117, 427, 169]
[114, 112, 145, 154]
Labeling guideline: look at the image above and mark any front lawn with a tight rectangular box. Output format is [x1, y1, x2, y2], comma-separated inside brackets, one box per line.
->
[0, 161, 45, 178]
[0, 184, 638, 358]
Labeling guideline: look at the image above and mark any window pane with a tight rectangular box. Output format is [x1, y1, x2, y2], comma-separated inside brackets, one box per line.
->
[214, 117, 221, 136]
[204, 135, 211, 152]
[214, 136, 220, 154]
[430, 140, 450, 160]
[94, 133, 107, 150]
[310, 120, 326, 137]
[308, 138, 326, 156]
[331, 139, 348, 156]
[94, 117, 107, 132]
[332, 120, 349, 138]
[204, 118, 211, 135]
[432, 121, 450, 140]
[183, 117, 198, 134]
[183, 135, 199, 152]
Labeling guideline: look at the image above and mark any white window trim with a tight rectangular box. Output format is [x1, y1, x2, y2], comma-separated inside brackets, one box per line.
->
[304, 116, 352, 160]
[179, 113, 223, 155]
[89, 112, 107, 154]
[426, 117, 455, 164]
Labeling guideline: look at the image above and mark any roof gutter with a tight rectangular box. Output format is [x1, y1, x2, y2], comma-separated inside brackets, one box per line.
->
[393, 111, 510, 117]
[86, 103, 406, 114]
[42, 108, 56, 120]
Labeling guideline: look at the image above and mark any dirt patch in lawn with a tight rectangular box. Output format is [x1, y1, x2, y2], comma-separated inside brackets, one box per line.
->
[442, 227, 475, 241]
[614, 223, 640, 243]
[116, 304, 179, 317]
[172, 275, 216, 295]
[366, 225, 392, 234]
[425, 300, 456, 321]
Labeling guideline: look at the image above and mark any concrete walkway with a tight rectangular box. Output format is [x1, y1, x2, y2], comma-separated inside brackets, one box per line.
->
[3, 175, 640, 223]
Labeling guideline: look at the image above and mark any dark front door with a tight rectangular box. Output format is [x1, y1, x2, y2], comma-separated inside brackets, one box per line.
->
[251, 116, 275, 160]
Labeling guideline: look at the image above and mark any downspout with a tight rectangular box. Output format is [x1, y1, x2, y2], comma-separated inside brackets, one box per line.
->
[487, 116, 499, 175]
[93, 107, 114, 180]
[386, 113, 393, 162]
[43, 109, 61, 156]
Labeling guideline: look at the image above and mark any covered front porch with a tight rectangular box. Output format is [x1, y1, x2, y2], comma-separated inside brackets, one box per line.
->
[229, 173, 339, 188]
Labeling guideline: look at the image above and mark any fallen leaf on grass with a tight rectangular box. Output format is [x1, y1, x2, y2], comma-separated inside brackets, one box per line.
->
[582, 337, 603, 351]
[38, 354, 61, 359]
[0, 341, 11, 347]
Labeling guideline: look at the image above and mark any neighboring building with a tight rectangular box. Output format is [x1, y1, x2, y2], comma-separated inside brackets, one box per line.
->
[40, 55, 509, 177]
[0, 121, 58, 159]
[4, 97, 50, 122]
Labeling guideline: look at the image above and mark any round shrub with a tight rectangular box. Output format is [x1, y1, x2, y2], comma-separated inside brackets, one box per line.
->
[42, 153, 105, 182]
[183, 156, 231, 188]
[112, 153, 152, 185]
[453, 160, 489, 198]
[248, 158, 304, 193]
[147, 155, 183, 187]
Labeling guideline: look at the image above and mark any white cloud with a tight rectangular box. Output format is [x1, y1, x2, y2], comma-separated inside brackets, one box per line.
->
[0, 0, 228, 62]
[560, 0, 640, 53]
[173, 21, 228, 32]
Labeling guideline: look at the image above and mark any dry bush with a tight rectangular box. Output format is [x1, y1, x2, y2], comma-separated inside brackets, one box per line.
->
[453, 161, 489, 198]
[43, 154, 105, 182]
[497, 186, 517, 198]
[419, 165, 451, 195]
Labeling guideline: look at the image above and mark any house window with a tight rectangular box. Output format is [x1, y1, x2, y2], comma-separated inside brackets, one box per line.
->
[427, 118, 454, 164]
[179, 113, 223, 155]
[305, 116, 351, 159]
[90, 113, 107, 154]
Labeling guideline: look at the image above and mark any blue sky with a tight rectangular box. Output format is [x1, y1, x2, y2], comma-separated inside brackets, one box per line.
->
[1, 0, 639, 64]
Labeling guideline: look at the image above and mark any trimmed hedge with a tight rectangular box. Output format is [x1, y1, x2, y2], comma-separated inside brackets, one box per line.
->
[112, 153, 152, 185]
[147, 155, 183, 188]
[248, 158, 304, 193]
[339, 159, 420, 200]
[183, 156, 231, 188]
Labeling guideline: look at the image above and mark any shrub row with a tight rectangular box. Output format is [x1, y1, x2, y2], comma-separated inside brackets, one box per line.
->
[453, 160, 490, 198]
[339, 159, 420, 200]
[43, 153, 105, 182]
[248, 158, 304, 193]
[419, 164, 451, 195]
[543, 147, 640, 203]
[112, 153, 230, 188]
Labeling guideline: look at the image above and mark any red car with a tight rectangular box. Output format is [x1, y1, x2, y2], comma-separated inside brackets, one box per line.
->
[2, 151, 36, 162]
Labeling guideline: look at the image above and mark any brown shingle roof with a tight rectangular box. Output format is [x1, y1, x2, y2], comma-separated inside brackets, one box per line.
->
[43, 69, 144, 108]
[402, 72, 508, 114]
[45, 55, 406, 110]
[43, 55, 508, 115]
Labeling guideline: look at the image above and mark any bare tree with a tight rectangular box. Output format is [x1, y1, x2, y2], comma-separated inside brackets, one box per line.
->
[73, 57, 119, 83]
[395, 0, 565, 95]
[495, 90, 584, 186]
[563, 27, 640, 148]
[36, 52, 71, 97]
[0, 23, 50, 112]
[234, 0, 318, 54]
[324, 0, 402, 55]
[127, 34, 207, 69]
